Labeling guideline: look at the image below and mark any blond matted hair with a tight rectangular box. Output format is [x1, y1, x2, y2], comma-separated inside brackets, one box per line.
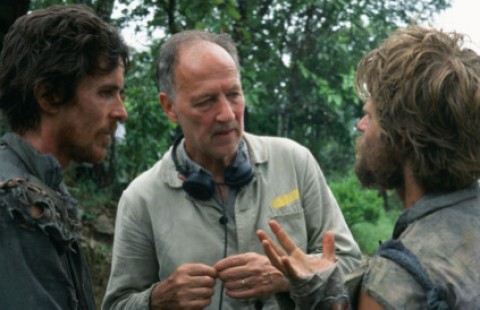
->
[355, 25, 480, 192]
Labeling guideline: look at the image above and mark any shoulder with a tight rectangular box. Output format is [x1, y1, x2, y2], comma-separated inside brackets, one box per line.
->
[364, 209, 480, 309]
[123, 156, 170, 198]
[120, 148, 183, 209]
[244, 132, 307, 150]
[362, 253, 426, 309]
[0, 149, 28, 181]
[244, 132, 312, 163]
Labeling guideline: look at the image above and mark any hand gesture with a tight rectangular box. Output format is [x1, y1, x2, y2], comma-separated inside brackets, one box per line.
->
[256, 220, 337, 281]
[150, 263, 217, 310]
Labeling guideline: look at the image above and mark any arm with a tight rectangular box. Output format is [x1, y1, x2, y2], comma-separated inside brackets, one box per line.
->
[102, 194, 159, 309]
[300, 149, 361, 273]
[103, 194, 218, 310]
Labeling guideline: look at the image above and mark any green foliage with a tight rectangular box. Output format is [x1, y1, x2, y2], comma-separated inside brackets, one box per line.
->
[30, 0, 115, 22]
[82, 237, 113, 309]
[329, 171, 383, 228]
[351, 209, 400, 255]
[116, 0, 451, 176]
[116, 50, 174, 183]
[66, 172, 112, 217]
[26, 0, 452, 182]
[330, 171, 403, 255]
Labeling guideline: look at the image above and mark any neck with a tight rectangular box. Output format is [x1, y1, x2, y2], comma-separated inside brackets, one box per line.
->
[19, 127, 69, 168]
[206, 154, 237, 183]
[183, 140, 239, 183]
[399, 162, 424, 209]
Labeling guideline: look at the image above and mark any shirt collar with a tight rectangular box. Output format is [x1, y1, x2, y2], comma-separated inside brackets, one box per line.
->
[1, 132, 64, 190]
[177, 138, 250, 177]
[392, 182, 480, 238]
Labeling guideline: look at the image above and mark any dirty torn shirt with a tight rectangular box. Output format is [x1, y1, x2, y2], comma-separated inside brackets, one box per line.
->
[0, 133, 95, 309]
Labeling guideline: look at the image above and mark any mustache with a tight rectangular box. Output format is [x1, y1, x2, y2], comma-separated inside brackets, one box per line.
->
[109, 122, 118, 135]
[212, 123, 238, 133]
[98, 122, 119, 137]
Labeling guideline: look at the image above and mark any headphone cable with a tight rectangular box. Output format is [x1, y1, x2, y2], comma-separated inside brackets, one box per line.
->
[215, 195, 229, 310]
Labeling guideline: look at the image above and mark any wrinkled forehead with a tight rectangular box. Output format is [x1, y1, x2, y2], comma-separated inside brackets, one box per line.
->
[176, 40, 238, 72]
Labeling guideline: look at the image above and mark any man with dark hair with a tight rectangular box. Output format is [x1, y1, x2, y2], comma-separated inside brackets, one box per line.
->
[0, 5, 129, 309]
[257, 25, 480, 309]
[103, 30, 361, 309]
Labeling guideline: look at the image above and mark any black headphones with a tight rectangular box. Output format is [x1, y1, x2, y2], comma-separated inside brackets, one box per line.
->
[171, 135, 254, 200]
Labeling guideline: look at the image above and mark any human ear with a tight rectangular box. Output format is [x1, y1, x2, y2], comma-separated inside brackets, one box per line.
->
[34, 83, 60, 114]
[159, 92, 178, 123]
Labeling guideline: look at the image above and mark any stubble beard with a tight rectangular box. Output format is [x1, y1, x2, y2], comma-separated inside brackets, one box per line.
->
[59, 127, 113, 165]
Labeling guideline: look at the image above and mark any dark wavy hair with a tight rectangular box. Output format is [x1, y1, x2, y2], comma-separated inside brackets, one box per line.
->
[156, 30, 239, 101]
[0, 4, 130, 133]
[355, 25, 480, 192]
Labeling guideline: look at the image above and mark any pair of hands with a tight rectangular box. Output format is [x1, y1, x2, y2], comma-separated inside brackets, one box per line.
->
[150, 220, 337, 309]
[150, 249, 289, 309]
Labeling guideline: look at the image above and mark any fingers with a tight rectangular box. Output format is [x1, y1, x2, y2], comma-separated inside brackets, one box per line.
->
[223, 267, 288, 299]
[151, 264, 217, 309]
[179, 263, 218, 278]
[213, 253, 247, 272]
[214, 251, 290, 299]
[257, 229, 288, 258]
[260, 239, 287, 274]
[281, 256, 303, 279]
[321, 231, 336, 262]
[214, 252, 271, 281]
[268, 220, 299, 255]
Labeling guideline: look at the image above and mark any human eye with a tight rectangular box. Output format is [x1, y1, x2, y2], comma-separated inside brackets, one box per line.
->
[227, 92, 239, 99]
[194, 96, 215, 108]
[100, 86, 125, 103]
[100, 89, 115, 99]
[227, 90, 243, 101]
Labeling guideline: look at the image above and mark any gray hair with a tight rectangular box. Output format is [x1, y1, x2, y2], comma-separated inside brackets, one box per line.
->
[156, 30, 240, 101]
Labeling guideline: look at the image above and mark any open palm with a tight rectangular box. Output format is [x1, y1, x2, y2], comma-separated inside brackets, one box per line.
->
[256, 220, 337, 280]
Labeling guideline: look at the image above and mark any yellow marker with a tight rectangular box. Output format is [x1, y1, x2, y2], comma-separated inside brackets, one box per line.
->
[271, 189, 300, 209]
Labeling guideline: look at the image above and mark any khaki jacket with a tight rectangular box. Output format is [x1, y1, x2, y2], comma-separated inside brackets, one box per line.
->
[103, 133, 361, 309]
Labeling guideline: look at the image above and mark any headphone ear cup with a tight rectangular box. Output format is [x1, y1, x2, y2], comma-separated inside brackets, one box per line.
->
[224, 160, 254, 188]
[183, 171, 215, 200]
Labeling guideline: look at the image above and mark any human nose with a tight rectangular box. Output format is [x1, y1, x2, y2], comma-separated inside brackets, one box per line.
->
[356, 115, 367, 132]
[111, 95, 128, 121]
[216, 95, 235, 122]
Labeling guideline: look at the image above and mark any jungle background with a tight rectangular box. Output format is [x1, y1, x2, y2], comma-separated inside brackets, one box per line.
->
[0, 0, 451, 307]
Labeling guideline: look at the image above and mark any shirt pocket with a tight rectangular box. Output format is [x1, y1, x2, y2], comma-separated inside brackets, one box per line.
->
[269, 189, 307, 250]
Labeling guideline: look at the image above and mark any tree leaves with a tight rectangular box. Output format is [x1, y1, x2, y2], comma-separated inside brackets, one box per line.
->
[26, 0, 452, 179]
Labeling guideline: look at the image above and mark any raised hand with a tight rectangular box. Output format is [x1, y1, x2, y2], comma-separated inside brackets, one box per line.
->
[150, 263, 217, 310]
[256, 220, 337, 280]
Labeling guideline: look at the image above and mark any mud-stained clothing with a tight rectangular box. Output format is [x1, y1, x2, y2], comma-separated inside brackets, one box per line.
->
[362, 182, 480, 309]
[0, 133, 95, 309]
[284, 182, 480, 309]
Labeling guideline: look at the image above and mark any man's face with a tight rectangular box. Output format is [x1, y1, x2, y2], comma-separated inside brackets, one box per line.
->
[355, 100, 403, 189]
[55, 64, 128, 165]
[162, 41, 245, 168]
